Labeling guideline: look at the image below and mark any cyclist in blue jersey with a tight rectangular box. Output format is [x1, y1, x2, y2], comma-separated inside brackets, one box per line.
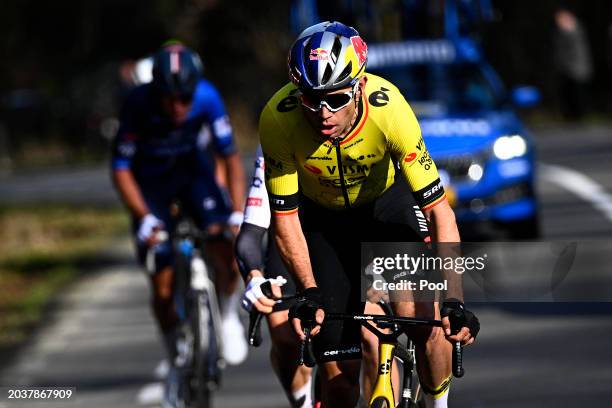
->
[111, 41, 247, 407]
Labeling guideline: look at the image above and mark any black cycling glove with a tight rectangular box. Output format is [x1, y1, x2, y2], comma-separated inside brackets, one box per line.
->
[289, 287, 324, 329]
[441, 298, 480, 338]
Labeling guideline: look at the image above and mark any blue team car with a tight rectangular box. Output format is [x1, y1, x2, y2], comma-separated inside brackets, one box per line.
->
[369, 38, 541, 239]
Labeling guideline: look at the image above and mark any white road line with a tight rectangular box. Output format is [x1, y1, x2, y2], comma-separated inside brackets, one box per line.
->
[540, 163, 612, 223]
[136, 360, 167, 406]
[154, 359, 169, 380]
[136, 382, 163, 406]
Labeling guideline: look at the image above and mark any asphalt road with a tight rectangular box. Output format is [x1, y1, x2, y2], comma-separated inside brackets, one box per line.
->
[0, 241, 289, 408]
[1, 124, 612, 407]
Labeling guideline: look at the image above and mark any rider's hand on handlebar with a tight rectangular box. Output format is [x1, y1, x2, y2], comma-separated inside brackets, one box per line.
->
[289, 287, 325, 341]
[137, 214, 166, 247]
[441, 299, 480, 347]
[228, 211, 244, 238]
[242, 272, 286, 314]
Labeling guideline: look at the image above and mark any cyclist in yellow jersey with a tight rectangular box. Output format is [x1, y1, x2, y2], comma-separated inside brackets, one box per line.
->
[260, 22, 479, 408]
[261, 74, 444, 212]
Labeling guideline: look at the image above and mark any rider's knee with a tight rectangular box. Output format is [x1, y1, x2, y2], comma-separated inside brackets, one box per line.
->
[151, 270, 174, 303]
[321, 361, 361, 407]
[320, 360, 361, 384]
[154, 279, 173, 299]
[427, 325, 446, 344]
[269, 320, 299, 351]
[408, 324, 445, 346]
[400, 301, 439, 344]
[205, 223, 227, 239]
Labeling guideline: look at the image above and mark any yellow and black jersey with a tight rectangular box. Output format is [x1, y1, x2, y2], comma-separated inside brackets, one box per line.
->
[259, 73, 445, 214]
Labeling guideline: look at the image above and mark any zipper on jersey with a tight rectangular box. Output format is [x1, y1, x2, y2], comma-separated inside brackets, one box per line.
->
[333, 137, 351, 209]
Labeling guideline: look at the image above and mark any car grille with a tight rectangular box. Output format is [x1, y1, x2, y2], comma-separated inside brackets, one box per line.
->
[453, 182, 532, 212]
[434, 154, 481, 181]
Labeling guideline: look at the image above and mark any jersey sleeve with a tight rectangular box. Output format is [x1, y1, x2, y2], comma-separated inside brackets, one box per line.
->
[196, 81, 237, 157]
[386, 90, 446, 210]
[235, 222, 267, 279]
[243, 145, 271, 228]
[111, 97, 140, 170]
[258, 104, 299, 214]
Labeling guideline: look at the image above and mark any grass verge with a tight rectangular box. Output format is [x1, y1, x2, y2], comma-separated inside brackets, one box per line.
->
[0, 205, 129, 348]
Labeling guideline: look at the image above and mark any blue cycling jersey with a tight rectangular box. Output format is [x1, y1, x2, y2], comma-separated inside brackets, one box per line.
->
[111, 79, 236, 177]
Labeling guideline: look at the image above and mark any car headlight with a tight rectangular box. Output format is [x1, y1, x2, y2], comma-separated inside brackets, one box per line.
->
[493, 135, 528, 160]
[467, 163, 484, 181]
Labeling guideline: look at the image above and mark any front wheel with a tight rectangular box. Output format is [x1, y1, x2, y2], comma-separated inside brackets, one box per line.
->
[190, 291, 217, 408]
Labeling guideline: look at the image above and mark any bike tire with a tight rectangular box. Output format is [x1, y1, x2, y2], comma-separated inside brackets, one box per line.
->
[370, 396, 391, 408]
[191, 291, 214, 408]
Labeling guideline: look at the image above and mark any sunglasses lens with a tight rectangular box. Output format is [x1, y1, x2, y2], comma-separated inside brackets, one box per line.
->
[324, 93, 352, 110]
[180, 93, 194, 104]
[300, 93, 323, 110]
[299, 87, 355, 112]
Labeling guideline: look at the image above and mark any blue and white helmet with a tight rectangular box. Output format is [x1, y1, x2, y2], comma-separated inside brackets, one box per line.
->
[288, 21, 368, 91]
[152, 41, 203, 98]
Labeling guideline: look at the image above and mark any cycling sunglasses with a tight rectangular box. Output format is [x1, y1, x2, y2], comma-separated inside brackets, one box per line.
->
[299, 83, 358, 113]
[160, 92, 194, 104]
[176, 93, 194, 104]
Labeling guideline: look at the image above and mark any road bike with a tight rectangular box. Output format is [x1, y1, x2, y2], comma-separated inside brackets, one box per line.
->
[148, 214, 224, 408]
[248, 287, 464, 408]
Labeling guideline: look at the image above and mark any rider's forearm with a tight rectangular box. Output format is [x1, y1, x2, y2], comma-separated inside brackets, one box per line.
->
[112, 169, 149, 220]
[426, 200, 463, 301]
[272, 212, 316, 290]
[235, 222, 266, 280]
[426, 199, 460, 243]
[224, 152, 246, 213]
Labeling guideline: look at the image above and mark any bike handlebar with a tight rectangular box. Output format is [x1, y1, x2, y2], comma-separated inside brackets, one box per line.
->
[247, 296, 466, 378]
[298, 326, 317, 368]
[453, 341, 464, 378]
[247, 281, 274, 347]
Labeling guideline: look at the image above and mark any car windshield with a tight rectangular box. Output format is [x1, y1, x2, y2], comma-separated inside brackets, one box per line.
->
[370, 64, 503, 114]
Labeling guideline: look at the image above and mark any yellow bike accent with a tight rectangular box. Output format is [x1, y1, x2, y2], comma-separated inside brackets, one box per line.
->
[369, 342, 396, 407]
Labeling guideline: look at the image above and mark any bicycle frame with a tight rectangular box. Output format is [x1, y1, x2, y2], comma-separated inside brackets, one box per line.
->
[174, 219, 224, 366]
[248, 300, 463, 408]
[370, 341, 397, 407]
[171, 217, 225, 407]
[326, 313, 445, 408]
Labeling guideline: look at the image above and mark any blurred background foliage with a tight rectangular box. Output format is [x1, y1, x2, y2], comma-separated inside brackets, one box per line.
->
[1, 0, 612, 170]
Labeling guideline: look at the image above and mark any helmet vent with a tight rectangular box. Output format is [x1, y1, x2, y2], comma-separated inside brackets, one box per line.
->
[331, 37, 342, 64]
[322, 64, 333, 84]
[337, 61, 352, 83]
